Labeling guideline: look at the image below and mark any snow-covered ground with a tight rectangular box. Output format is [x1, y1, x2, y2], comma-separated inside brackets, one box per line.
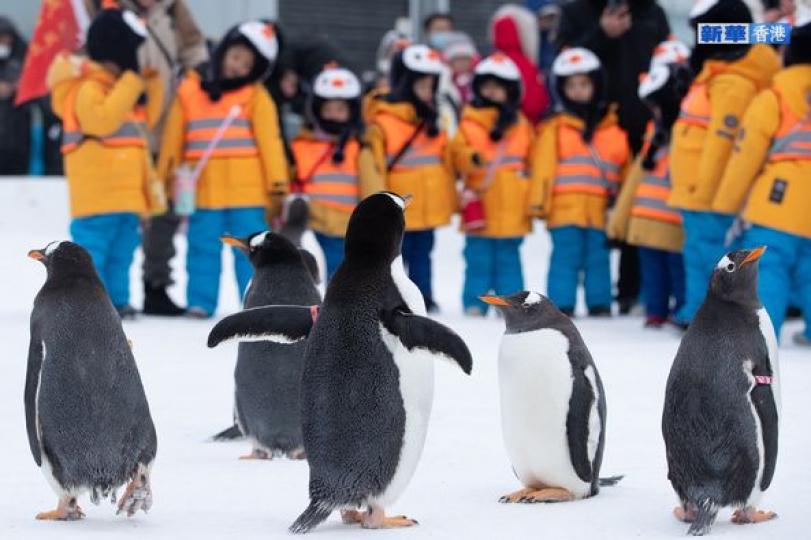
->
[0, 179, 808, 539]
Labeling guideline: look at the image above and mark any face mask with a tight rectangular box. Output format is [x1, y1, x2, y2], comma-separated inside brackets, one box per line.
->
[428, 31, 453, 51]
[0, 44, 11, 59]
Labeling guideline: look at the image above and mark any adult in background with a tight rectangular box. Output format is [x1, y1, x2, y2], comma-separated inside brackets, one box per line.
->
[85, 0, 208, 316]
[557, 0, 669, 315]
[0, 17, 30, 175]
[490, 4, 550, 124]
[421, 12, 463, 134]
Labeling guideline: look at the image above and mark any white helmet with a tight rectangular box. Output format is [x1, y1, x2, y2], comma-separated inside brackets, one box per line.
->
[401, 44, 445, 76]
[552, 47, 601, 77]
[474, 52, 520, 81]
[650, 39, 690, 68]
[313, 67, 361, 100]
[238, 21, 279, 62]
[638, 63, 671, 100]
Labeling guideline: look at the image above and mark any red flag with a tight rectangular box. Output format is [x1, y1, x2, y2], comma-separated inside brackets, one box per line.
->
[15, 0, 90, 106]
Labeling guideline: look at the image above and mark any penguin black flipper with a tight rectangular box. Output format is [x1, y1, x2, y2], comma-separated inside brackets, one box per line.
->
[208, 305, 317, 348]
[751, 341, 779, 491]
[566, 365, 597, 484]
[380, 309, 473, 374]
[24, 323, 43, 466]
[298, 249, 321, 285]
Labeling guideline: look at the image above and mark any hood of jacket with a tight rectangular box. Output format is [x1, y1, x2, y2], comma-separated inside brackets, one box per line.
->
[47, 54, 114, 119]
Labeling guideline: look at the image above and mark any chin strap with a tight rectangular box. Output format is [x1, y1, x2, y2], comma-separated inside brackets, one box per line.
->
[310, 305, 320, 323]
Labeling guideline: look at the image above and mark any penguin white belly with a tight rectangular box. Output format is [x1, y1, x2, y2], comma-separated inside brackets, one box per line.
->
[498, 330, 592, 498]
[373, 256, 433, 506]
[376, 336, 435, 507]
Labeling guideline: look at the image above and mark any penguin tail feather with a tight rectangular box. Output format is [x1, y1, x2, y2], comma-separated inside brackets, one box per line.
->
[209, 424, 244, 441]
[598, 475, 625, 487]
[687, 498, 719, 536]
[289, 500, 334, 534]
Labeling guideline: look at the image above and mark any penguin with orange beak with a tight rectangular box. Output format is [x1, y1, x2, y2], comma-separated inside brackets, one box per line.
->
[663, 246, 780, 536]
[217, 231, 321, 460]
[481, 291, 616, 504]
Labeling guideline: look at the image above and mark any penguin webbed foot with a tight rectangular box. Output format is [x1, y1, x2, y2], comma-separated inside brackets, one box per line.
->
[116, 464, 153, 518]
[361, 505, 418, 529]
[673, 504, 697, 523]
[36, 497, 85, 521]
[731, 507, 778, 524]
[500, 487, 574, 504]
[239, 447, 272, 460]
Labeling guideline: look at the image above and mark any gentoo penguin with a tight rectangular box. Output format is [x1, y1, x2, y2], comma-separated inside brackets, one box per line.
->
[26, 241, 157, 520]
[208, 192, 473, 533]
[662, 246, 779, 536]
[481, 291, 616, 503]
[220, 231, 321, 459]
[210, 210, 319, 444]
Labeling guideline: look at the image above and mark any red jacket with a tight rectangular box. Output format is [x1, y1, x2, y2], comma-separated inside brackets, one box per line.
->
[491, 6, 550, 123]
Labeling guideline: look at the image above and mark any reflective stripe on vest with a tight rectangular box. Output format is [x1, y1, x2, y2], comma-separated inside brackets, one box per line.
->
[630, 149, 682, 225]
[458, 116, 531, 176]
[375, 112, 447, 172]
[677, 82, 710, 128]
[292, 138, 361, 212]
[178, 78, 258, 160]
[768, 88, 811, 162]
[554, 155, 621, 196]
[59, 74, 148, 154]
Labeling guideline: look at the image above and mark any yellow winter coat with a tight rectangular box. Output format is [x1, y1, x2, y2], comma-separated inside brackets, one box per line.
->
[291, 130, 384, 237]
[366, 101, 457, 231]
[529, 109, 631, 230]
[608, 142, 684, 253]
[668, 44, 780, 211]
[450, 106, 534, 238]
[48, 54, 164, 218]
[157, 71, 289, 212]
[712, 65, 811, 238]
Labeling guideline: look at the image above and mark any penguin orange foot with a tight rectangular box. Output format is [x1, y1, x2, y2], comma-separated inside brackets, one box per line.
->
[340, 509, 364, 524]
[36, 497, 84, 521]
[362, 505, 418, 529]
[239, 448, 272, 460]
[731, 507, 777, 524]
[499, 487, 538, 503]
[516, 487, 574, 503]
[286, 448, 306, 460]
[116, 464, 153, 517]
[674, 505, 698, 522]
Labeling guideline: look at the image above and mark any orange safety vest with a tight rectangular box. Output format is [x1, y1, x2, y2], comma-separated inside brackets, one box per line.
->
[677, 82, 710, 128]
[292, 138, 361, 213]
[631, 147, 682, 225]
[177, 78, 258, 160]
[554, 124, 622, 197]
[459, 117, 531, 176]
[375, 112, 447, 171]
[768, 88, 811, 162]
[61, 84, 147, 154]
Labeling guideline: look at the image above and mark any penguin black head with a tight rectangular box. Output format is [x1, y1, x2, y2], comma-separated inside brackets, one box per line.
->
[221, 231, 303, 268]
[708, 246, 766, 308]
[344, 192, 411, 263]
[28, 241, 99, 282]
[481, 291, 567, 334]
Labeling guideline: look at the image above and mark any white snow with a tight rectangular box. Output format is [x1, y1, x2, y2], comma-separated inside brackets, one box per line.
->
[1, 179, 809, 538]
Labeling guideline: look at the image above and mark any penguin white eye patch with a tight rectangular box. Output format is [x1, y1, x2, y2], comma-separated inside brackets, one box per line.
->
[45, 241, 64, 256]
[717, 255, 736, 273]
[250, 232, 269, 248]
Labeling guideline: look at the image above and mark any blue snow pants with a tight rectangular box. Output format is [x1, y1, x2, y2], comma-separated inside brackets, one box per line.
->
[638, 246, 685, 319]
[186, 207, 266, 316]
[70, 212, 141, 308]
[547, 226, 612, 311]
[742, 224, 811, 340]
[463, 236, 524, 312]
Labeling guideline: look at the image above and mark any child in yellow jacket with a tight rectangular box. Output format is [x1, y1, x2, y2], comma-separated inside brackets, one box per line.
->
[668, 0, 780, 324]
[158, 21, 289, 318]
[291, 67, 384, 278]
[450, 53, 533, 316]
[608, 58, 690, 327]
[366, 44, 456, 311]
[530, 48, 630, 317]
[48, 8, 164, 318]
[712, 18, 811, 345]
